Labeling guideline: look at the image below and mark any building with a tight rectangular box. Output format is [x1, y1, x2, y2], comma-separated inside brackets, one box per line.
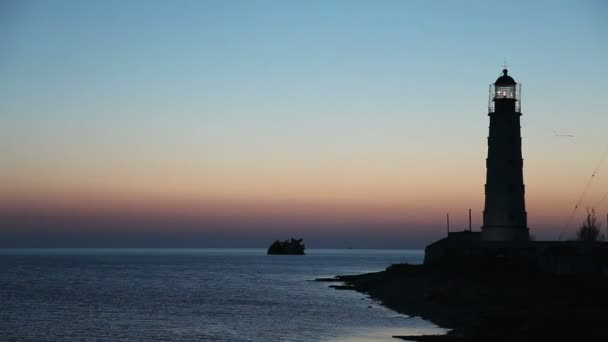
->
[482, 69, 530, 241]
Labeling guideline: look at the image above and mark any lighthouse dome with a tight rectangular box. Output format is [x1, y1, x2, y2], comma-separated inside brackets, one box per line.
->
[495, 69, 516, 85]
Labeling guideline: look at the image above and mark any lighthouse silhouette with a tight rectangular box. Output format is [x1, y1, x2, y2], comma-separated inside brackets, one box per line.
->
[481, 69, 530, 241]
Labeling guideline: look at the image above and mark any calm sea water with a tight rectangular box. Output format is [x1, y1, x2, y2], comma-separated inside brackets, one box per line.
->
[0, 249, 446, 341]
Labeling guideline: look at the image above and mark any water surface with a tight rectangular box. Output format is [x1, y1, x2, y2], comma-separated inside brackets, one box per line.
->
[0, 248, 446, 341]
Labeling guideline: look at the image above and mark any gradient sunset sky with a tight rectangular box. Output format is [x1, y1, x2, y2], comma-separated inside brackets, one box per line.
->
[1, 0, 607, 248]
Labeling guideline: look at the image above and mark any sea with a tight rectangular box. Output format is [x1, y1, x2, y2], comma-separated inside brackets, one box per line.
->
[0, 249, 447, 341]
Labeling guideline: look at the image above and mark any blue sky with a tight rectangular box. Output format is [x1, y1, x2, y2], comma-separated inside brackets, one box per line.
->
[1, 0, 607, 247]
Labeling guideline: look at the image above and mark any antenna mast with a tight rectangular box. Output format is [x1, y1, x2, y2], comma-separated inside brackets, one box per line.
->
[446, 213, 450, 236]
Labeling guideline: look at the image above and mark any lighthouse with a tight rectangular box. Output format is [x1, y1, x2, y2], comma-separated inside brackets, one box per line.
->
[425, 69, 608, 272]
[481, 69, 530, 241]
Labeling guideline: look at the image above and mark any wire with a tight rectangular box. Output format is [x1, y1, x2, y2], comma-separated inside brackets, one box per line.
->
[559, 141, 608, 239]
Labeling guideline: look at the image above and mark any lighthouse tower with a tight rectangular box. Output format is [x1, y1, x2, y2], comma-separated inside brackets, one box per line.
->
[481, 69, 530, 242]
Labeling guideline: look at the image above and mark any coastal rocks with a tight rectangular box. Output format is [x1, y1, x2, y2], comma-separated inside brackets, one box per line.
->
[267, 238, 305, 255]
[318, 263, 608, 341]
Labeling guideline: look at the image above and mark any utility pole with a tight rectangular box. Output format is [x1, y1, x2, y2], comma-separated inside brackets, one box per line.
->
[447, 213, 450, 236]
[469, 208, 472, 232]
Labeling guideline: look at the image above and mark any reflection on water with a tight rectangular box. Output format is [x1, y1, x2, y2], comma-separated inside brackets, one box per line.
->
[331, 327, 448, 342]
[0, 248, 446, 341]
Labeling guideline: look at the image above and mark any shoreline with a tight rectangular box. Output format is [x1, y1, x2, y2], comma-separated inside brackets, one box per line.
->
[317, 263, 608, 341]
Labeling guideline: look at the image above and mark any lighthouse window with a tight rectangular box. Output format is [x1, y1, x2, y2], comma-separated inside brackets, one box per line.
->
[495, 86, 514, 99]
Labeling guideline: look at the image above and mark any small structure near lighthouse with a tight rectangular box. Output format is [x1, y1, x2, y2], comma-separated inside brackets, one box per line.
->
[482, 69, 529, 242]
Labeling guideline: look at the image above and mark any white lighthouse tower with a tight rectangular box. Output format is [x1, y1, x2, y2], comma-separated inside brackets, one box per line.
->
[481, 69, 530, 242]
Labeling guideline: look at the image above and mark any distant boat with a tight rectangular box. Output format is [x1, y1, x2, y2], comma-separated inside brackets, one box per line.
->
[267, 238, 305, 255]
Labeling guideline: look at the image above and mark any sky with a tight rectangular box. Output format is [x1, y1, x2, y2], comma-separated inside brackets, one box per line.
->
[1, 0, 607, 248]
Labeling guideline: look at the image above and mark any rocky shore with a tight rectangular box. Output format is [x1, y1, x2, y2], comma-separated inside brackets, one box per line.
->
[317, 263, 608, 341]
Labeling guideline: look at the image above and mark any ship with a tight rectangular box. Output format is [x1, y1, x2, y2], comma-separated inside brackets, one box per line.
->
[267, 238, 305, 255]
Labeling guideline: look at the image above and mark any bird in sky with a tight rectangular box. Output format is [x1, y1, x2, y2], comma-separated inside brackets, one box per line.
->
[553, 129, 575, 138]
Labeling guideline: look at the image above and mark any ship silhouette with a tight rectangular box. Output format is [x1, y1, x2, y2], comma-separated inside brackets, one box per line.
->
[267, 238, 305, 255]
